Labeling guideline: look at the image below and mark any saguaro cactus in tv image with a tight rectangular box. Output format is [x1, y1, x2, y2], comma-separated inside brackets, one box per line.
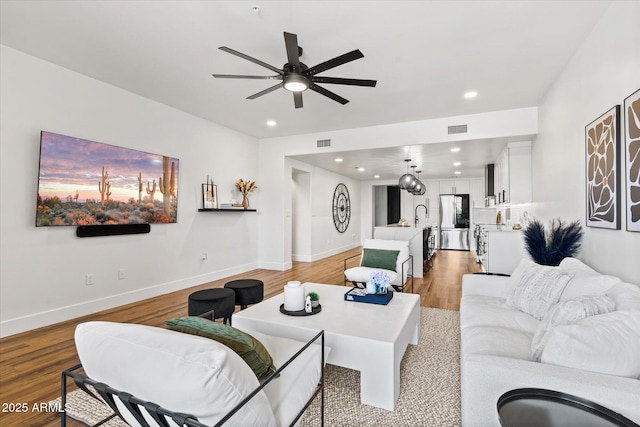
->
[158, 157, 176, 214]
[146, 179, 157, 202]
[137, 172, 143, 203]
[98, 166, 110, 206]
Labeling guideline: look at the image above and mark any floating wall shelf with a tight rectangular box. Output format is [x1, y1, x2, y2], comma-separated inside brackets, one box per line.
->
[198, 208, 257, 212]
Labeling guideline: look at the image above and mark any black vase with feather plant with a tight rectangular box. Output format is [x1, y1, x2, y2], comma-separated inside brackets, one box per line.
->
[523, 219, 583, 266]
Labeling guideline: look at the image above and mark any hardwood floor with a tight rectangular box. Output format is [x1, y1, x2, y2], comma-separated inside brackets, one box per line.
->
[0, 247, 482, 426]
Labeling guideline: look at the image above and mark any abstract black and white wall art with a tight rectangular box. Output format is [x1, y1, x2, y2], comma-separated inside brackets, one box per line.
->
[585, 105, 621, 229]
[624, 89, 640, 232]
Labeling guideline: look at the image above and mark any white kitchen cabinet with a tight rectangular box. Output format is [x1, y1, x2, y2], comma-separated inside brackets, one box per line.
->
[469, 178, 484, 209]
[468, 178, 484, 251]
[425, 180, 440, 224]
[495, 141, 531, 204]
[484, 229, 529, 275]
[439, 179, 470, 195]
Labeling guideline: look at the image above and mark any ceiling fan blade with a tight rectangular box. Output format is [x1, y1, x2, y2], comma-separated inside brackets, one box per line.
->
[284, 32, 300, 70]
[219, 46, 283, 75]
[293, 92, 303, 109]
[309, 83, 349, 105]
[305, 49, 364, 76]
[311, 76, 377, 87]
[212, 74, 282, 80]
[246, 83, 283, 100]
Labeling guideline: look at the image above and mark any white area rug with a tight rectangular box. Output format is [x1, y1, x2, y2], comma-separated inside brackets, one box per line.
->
[54, 308, 461, 426]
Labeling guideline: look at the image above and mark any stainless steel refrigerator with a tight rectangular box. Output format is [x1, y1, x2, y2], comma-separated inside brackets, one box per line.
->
[439, 194, 470, 250]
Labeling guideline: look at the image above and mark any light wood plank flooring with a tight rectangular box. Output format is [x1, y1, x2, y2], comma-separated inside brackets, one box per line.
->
[0, 248, 482, 426]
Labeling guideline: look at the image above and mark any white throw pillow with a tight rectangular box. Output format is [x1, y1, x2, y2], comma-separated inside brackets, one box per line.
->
[507, 259, 574, 320]
[541, 310, 640, 379]
[558, 257, 598, 276]
[560, 274, 622, 301]
[530, 295, 616, 361]
[607, 282, 640, 311]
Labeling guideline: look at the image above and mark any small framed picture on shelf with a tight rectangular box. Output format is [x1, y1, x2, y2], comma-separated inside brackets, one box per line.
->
[203, 183, 218, 209]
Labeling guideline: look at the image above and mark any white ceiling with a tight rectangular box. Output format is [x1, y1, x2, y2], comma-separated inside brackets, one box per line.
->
[0, 0, 611, 180]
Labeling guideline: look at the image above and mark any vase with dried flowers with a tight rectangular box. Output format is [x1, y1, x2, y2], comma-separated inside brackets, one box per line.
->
[235, 178, 257, 209]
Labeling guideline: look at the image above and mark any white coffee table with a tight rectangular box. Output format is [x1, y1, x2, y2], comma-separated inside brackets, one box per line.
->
[232, 283, 420, 411]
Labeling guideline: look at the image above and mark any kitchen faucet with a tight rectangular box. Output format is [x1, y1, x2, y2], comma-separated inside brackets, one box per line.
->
[415, 204, 427, 228]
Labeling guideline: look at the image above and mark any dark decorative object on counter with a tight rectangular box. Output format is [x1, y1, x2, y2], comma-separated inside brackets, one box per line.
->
[523, 219, 583, 266]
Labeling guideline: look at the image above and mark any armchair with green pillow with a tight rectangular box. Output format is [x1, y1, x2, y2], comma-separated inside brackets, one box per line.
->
[63, 315, 329, 427]
[343, 238, 413, 292]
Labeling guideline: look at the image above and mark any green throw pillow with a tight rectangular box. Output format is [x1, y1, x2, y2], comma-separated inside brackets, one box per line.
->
[165, 316, 276, 380]
[361, 248, 399, 271]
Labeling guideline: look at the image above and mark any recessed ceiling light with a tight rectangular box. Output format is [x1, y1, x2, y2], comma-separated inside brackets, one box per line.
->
[335, 158, 343, 162]
[356, 167, 365, 172]
[450, 147, 461, 152]
[454, 171, 461, 175]
[453, 162, 461, 166]
[266, 120, 277, 127]
[374, 175, 380, 179]
[464, 91, 478, 99]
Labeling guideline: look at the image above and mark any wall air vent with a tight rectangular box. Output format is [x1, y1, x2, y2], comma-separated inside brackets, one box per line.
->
[316, 139, 331, 148]
[448, 124, 468, 135]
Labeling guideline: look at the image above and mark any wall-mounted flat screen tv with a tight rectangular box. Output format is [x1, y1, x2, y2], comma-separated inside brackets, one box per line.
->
[36, 131, 179, 227]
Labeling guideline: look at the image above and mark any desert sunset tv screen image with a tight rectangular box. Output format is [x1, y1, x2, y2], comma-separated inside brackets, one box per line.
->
[36, 131, 179, 227]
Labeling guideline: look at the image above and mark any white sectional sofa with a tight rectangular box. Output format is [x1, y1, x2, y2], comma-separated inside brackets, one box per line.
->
[460, 257, 640, 426]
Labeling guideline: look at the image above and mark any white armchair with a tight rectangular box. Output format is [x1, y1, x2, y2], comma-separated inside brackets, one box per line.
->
[343, 239, 413, 292]
[63, 321, 327, 427]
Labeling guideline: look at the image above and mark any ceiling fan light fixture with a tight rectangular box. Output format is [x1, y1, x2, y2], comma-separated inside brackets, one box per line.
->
[283, 74, 309, 92]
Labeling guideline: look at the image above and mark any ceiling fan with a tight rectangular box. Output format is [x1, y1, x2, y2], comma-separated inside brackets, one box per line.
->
[212, 32, 377, 109]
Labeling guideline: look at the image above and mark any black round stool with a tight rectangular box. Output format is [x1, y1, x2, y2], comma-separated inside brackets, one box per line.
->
[188, 288, 235, 325]
[224, 279, 264, 310]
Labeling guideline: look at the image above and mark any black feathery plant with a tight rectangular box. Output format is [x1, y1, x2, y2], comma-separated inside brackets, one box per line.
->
[523, 220, 547, 264]
[523, 219, 583, 266]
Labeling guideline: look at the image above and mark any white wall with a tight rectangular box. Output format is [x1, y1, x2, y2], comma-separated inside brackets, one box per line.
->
[292, 170, 311, 261]
[532, 1, 640, 283]
[0, 46, 260, 336]
[289, 158, 362, 263]
[258, 108, 538, 269]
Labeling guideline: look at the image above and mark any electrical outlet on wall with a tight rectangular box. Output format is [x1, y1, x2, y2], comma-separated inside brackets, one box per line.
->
[118, 269, 125, 280]
[85, 274, 94, 286]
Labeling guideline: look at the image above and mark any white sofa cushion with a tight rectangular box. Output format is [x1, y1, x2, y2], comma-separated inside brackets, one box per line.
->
[506, 259, 573, 320]
[557, 257, 598, 276]
[541, 310, 640, 379]
[460, 295, 539, 334]
[462, 325, 533, 360]
[344, 266, 400, 286]
[607, 282, 640, 311]
[75, 322, 276, 427]
[560, 274, 622, 301]
[530, 295, 616, 361]
[247, 330, 328, 427]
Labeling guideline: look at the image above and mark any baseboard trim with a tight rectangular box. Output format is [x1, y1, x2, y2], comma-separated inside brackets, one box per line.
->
[0, 262, 257, 338]
[310, 243, 360, 262]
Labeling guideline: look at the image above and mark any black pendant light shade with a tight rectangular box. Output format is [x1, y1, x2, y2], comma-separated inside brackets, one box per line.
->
[398, 159, 416, 190]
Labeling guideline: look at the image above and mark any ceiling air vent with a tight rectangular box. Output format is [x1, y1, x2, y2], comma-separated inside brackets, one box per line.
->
[448, 124, 468, 135]
[316, 139, 331, 148]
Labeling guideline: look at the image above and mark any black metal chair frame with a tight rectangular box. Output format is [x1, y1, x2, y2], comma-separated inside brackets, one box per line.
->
[61, 328, 325, 427]
[343, 253, 414, 293]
